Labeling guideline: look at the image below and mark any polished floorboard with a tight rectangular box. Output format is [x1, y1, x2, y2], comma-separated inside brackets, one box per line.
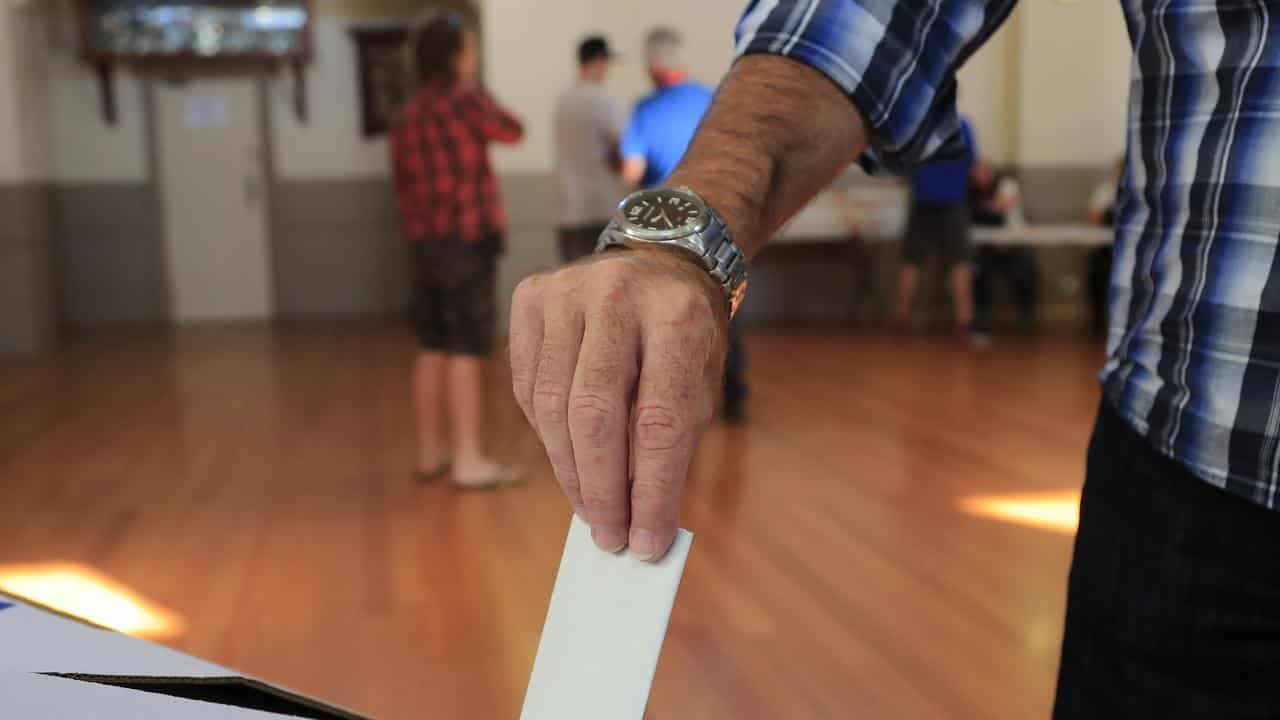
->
[0, 323, 1104, 719]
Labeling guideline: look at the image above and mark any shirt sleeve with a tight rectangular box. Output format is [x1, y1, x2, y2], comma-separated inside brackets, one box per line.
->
[461, 89, 525, 144]
[735, 0, 1017, 175]
[620, 109, 647, 160]
[961, 120, 977, 162]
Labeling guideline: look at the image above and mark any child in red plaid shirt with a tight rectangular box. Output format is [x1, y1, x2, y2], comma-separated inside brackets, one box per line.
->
[390, 10, 524, 489]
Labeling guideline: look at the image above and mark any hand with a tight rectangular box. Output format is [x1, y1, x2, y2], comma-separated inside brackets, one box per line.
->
[510, 247, 729, 561]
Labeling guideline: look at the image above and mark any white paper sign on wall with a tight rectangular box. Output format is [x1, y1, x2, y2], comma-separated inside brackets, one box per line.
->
[184, 96, 229, 129]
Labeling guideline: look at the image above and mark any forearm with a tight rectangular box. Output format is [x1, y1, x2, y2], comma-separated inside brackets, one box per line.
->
[667, 54, 868, 258]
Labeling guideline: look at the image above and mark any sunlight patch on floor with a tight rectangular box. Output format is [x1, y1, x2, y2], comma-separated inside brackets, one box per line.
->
[960, 491, 1080, 534]
[0, 563, 185, 638]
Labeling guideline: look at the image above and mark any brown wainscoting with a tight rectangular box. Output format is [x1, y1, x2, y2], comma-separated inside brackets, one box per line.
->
[51, 182, 168, 327]
[269, 177, 410, 318]
[0, 182, 57, 354]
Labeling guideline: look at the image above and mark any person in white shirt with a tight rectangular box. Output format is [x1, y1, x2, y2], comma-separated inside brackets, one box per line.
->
[553, 36, 626, 262]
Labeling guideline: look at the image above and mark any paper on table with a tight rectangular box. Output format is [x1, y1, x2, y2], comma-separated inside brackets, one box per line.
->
[520, 515, 693, 720]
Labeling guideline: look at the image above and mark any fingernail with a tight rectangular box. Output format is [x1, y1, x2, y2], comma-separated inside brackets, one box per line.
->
[592, 526, 628, 553]
[629, 529, 660, 562]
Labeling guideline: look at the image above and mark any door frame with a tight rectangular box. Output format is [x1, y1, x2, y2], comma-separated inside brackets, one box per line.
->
[142, 67, 280, 324]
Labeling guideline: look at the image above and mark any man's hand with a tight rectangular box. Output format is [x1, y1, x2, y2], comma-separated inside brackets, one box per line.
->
[511, 54, 866, 562]
[510, 247, 728, 561]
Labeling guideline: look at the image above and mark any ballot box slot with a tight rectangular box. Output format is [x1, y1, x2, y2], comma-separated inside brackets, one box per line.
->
[39, 673, 369, 720]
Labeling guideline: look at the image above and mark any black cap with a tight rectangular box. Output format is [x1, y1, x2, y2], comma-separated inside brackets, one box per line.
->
[578, 35, 616, 65]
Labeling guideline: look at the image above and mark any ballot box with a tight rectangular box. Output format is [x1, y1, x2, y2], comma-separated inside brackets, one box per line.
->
[0, 592, 370, 719]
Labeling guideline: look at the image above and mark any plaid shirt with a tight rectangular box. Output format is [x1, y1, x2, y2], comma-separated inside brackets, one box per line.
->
[390, 84, 523, 245]
[738, 0, 1280, 509]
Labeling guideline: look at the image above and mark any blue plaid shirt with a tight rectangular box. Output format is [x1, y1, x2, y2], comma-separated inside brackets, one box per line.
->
[738, 0, 1280, 508]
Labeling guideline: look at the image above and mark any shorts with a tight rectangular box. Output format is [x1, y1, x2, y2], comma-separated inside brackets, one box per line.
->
[558, 223, 608, 263]
[901, 202, 973, 267]
[411, 238, 498, 356]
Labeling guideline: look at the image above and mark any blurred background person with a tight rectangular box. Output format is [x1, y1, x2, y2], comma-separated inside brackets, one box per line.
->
[390, 10, 525, 489]
[1086, 157, 1123, 336]
[894, 116, 976, 336]
[620, 27, 748, 421]
[554, 35, 625, 263]
[970, 160, 1037, 338]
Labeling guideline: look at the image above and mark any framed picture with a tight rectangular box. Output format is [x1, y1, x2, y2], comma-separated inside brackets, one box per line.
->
[350, 24, 410, 138]
[77, 0, 314, 62]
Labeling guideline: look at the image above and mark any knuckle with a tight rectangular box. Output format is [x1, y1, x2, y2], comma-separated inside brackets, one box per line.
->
[532, 385, 569, 425]
[578, 348, 627, 391]
[568, 392, 621, 445]
[631, 473, 680, 509]
[634, 404, 688, 453]
[580, 480, 626, 515]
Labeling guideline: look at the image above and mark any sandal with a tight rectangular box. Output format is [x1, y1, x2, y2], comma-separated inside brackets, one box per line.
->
[415, 462, 452, 483]
[452, 464, 526, 491]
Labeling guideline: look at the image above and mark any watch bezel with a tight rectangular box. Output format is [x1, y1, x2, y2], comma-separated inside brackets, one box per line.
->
[614, 187, 711, 241]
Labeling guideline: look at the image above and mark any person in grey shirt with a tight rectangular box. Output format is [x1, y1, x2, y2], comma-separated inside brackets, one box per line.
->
[553, 35, 626, 262]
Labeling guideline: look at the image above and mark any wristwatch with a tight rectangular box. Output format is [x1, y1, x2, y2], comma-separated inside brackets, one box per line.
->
[596, 186, 749, 317]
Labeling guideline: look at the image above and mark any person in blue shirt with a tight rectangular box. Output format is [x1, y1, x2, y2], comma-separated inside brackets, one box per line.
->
[619, 28, 714, 189]
[620, 27, 747, 422]
[893, 117, 976, 335]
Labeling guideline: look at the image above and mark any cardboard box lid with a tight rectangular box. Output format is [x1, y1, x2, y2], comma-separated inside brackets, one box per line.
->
[0, 593, 371, 719]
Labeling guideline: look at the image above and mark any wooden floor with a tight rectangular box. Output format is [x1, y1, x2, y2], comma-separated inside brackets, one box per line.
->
[0, 323, 1105, 719]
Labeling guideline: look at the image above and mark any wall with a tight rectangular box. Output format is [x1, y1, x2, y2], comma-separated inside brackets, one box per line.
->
[42, 0, 167, 327]
[1015, 0, 1130, 168]
[0, 5, 56, 354]
[957, 6, 1020, 167]
[37, 0, 1134, 333]
[0, 5, 51, 183]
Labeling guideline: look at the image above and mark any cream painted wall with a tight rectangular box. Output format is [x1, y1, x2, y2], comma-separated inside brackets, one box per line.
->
[268, 17, 393, 180]
[957, 8, 1019, 166]
[270, 1, 745, 179]
[1015, 0, 1131, 167]
[45, 0, 149, 183]
[0, 5, 52, 182]
[28, 0, 1132, 185]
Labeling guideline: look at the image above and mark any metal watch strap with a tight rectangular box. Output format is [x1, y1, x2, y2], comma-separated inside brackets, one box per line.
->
[692, 211, 748, 316]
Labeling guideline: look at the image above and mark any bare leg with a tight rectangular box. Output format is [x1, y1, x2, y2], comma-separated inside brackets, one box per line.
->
[894, 264, 921, 327]
[414, 352, 449, 473]
[950, 263, 975, 329]
[447, 354, 524, 486]
[447, 354, 487, 466]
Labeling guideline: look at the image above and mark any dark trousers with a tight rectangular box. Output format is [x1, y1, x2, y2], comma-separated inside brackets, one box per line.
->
[559, 224, 606, 264]
[973, 245, 1038, 331]
[1054, 402, 1280, 718]
[1086, 246, 1113, 336]
[723, 319, 747, 410]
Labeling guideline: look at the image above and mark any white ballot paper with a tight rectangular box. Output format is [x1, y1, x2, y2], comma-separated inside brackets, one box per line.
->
[520, 515, 693, 720]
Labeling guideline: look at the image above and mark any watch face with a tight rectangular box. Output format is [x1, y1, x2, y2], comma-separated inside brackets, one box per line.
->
[619, 189, 708, 238]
